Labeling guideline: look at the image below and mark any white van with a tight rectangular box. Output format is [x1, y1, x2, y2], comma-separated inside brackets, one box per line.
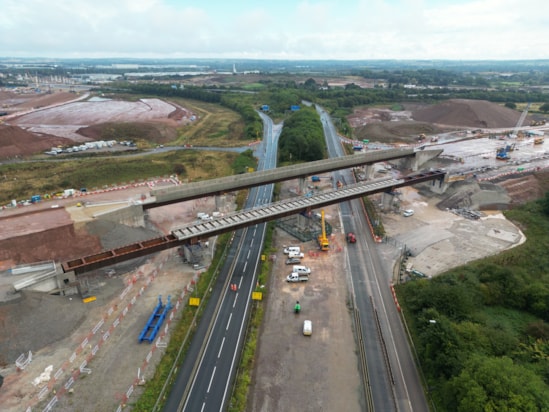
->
[288, 251, 305, 259]
[402, 209, 414, 217]
[284, 246, 300, 255]
[293, 265, 311, 275]
[303, 320, 312, 336]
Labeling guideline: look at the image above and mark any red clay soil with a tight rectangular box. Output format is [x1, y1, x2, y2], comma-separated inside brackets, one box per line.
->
[0, 124, 73, 159]
[0, 208, 103, 271]
[497, 174, 547, 206]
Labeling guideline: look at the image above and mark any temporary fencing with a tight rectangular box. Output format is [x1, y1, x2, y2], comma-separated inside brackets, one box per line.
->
[25, 254, 172, 412]
[115, 271, 203, 410]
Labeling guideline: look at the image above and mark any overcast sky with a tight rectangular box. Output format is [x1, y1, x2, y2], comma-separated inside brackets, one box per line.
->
[1, 0, 547, 60]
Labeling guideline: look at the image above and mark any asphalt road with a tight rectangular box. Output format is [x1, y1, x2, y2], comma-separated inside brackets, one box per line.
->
[319, 106, 429, 412]
[163, 113, 279, 411]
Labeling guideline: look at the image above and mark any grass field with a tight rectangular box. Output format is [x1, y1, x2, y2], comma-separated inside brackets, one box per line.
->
[168, 98, 246, 147]
[0, 95, 253, 204]
[0, 150, 239, 205]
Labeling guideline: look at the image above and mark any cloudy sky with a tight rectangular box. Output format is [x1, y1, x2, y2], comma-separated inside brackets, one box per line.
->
[1, 0, 547, 60]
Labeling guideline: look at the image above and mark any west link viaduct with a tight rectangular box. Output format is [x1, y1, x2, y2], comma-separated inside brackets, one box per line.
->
[62, 148, 444, 275]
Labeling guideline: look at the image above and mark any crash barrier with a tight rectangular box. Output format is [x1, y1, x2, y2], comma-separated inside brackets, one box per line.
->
[138, 296, 173, 343]
[25, 255, 170, 412]
[390, 284, 401, 312]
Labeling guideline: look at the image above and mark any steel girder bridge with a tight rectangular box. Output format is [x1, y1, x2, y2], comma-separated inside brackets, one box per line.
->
[62, 169, 445, 275]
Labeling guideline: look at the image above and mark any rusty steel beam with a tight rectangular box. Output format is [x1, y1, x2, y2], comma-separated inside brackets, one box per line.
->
[62, 170, 445, 275]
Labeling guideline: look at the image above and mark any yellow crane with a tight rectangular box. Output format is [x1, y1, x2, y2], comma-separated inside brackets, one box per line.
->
[317, 210, 330, 251]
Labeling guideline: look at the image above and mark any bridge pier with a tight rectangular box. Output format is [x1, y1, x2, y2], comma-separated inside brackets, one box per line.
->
[215, 194, 228, 212]
[297, 176, 307, 195]
[380, 192, 398, 211]
[428, 176, 450, 194]
[364, 164, 376, 180]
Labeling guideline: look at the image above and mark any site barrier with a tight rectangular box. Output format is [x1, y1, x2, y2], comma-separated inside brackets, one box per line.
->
[15, 351, 33, 371]
[25, 254, 172, 412]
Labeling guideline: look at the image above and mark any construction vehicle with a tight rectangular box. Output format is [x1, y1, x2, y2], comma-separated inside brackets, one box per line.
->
[317, 210, 330, 251]
[510, 103, 530, 138]
[534, 137, 544, 145]
[311, 175, 331, 182]
[346, 232, 356, 243]
[496, 147, 510, 160]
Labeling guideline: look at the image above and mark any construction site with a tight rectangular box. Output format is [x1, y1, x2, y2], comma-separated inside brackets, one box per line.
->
[1, 90, 549, 410]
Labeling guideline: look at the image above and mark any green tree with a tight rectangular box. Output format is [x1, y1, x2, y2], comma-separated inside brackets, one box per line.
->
[539, 103, 549, 113]
[173, 163, 186, 176]
[278, 107, 326, 163]
[416, 309, 465, 379]
[443, 356, 549, 412]
[505, 102, 517, 109]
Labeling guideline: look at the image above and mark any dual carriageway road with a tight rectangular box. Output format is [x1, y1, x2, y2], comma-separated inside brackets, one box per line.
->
[319, 106, 429, 411]
[154, 108, 432, 411]
[163, 113, 279, 411]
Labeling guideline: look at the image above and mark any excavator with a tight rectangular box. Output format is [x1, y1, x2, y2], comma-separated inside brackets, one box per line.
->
[317, 210, 330, 251]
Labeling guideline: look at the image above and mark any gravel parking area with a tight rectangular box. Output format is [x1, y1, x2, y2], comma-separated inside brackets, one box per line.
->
[249, 213, 363, 412]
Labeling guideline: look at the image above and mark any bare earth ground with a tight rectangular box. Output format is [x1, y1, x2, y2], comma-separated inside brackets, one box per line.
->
[0, 91, 194, 159]
[0, 92, 546, 411]
[248, 180, 362, 412]
[347, 99, 535, 143]
[0, 192, 219, 412]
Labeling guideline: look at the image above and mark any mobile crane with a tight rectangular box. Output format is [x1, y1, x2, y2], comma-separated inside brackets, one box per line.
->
[317, 210, 330, 251]
[510, 103, 531, 139]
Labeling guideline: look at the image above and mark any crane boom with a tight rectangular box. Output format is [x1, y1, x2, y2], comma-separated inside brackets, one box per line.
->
[317, 210, 330, 251]
[511, 103, 531, 138]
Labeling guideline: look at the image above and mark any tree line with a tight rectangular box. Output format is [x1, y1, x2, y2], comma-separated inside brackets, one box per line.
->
[396, 195, 549, 411]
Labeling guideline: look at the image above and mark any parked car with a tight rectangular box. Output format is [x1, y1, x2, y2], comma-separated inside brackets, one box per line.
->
[285, 257, 301, 265]
[403, 209, 414, 217]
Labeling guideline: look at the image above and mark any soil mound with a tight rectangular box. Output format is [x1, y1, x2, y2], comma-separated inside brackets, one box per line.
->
[77, 121, 177, 143]
[412, 99, 531, 129]
[354, 120, 441, 143]
[0, 125, 72, 159]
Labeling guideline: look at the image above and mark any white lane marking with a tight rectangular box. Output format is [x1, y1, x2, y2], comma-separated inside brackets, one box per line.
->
[218, 337, 225, 358]
[207, 366, 216, 393]
[233, 293, 238, 308]
[226, 313, 232, 330]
